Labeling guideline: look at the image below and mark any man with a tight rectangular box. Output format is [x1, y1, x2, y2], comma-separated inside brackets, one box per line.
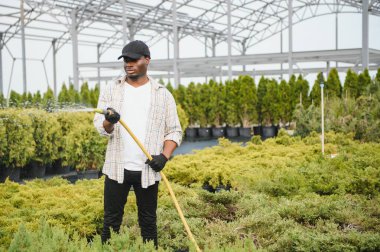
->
[93, 40, 182, 248]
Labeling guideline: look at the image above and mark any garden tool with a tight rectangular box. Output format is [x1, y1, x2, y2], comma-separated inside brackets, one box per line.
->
[94, 108, 201, 252]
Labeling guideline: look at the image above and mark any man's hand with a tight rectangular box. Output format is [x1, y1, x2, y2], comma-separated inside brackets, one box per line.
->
[145, 154, 168, 172]
[105, 107, 120, 124]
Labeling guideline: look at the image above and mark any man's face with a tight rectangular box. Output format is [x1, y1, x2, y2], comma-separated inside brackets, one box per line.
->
[123, 56, 150, 79]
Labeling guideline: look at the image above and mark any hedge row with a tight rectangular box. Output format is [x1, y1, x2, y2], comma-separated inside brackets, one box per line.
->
[165, 68, 380, 128]
[0, 109, 107, 171]
[1, 133, 379, 251]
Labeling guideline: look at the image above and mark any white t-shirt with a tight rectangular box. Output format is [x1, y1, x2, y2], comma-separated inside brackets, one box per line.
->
[121, 81, 151, 171]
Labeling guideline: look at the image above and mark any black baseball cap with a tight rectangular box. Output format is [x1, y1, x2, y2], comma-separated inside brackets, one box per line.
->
[117, 40, 150, 60]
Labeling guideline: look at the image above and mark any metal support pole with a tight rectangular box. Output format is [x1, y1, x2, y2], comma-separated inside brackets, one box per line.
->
[212, 36, 216, 81]
[362, 0, 369, 70]
[336, 0, 339, 68]
[0, 33, 3, 94]
[280, 19, 283, 80]
[205, 37, 208, 83]
[70, 9, 79, 90]
[172, 0, 180, 88]
[20, 0, 27, 93]
[242, 40, 246, 72]
[288, 0, 293, 76]
[227, 0, 232, 81]
[122, 0, 127, 45]
[167, 35, 170, 84]
[320, 81, 325, 155]
[52, 39, 57, 97]
[97, 43, 101, 86]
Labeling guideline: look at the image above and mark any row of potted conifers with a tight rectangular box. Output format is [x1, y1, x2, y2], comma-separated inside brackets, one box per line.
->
[185, 125, 279, 140]
[0, 109, 106, 183]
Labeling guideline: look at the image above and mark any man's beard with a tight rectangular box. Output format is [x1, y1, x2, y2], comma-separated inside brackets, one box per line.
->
[126, 72, 146, 80]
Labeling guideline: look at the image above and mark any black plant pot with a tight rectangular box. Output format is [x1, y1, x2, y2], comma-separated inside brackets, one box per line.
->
[253, 126, 262, 135]
[239, 127, 252, 138]
[0, 167, 21, 182]
[58, 166, 71, 174]
[198, 127, 212, 139]
[185, 128, 198, 140]
[226, 127, 239, 138]
[28, 161, 46, 179]
[211, 127, 226, 138]
[261, 125, 278, 140]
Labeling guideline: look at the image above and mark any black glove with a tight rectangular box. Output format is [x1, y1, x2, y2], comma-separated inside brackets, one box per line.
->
[145, 154, 168, 172]
[105, 107, 120, 124]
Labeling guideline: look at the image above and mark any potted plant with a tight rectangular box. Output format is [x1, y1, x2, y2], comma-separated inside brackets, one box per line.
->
[225, 79, 240, 138]
[209, 80, 226, 138]
[0, 109, 35, 182]
[53, 112, 72, 174]
[198, 82, 213, 139]
[184, 82, 201, 140]
[27, 110, 61, 178]
[65, 122, 107, 180]
[260, 79, 280, 140]
[237, 75, 257, 138]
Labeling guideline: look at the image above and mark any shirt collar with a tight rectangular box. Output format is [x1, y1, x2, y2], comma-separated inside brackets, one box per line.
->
[116, 75, 162, 90]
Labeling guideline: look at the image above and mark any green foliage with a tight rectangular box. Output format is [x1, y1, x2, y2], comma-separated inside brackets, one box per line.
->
[80, 82, 91, 106]
[225, 80, 240, 126]
[262, 79, 280, 125]
[293, 104, 321, 137]
[0, 109, 35, 168]
[357, 68, 371, 98]
[27, 110, 61, 165]
[343, 69, 359, 98]
[32, 91, 42, 106]
[58, 83, 70, 104]
[177, 104, 189, 133]
[326, 68, 342, 99]
[237, 75, 257, 127]
[184, 82, 201, 126]
[309, 72, 325, 106]
[278, 79, 292, 124]
[256, 76, 267, 124]
[208, 80, 226, 127]
[0, 92, 5, 108]
[90, 84, 100, 108]
[68, 84, 81, 104]
[1, 135, 380, 251]
[9, 91, 22, 107]
[65, 122, 107, 171]
[198, 82, 212, 127]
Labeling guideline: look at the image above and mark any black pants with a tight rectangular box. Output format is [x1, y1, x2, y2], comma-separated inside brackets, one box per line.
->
[101, 170, 159, 248]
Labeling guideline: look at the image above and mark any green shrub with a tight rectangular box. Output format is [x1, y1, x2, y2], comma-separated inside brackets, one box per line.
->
[27, 109, 62, 165]
[65, 122, 107, 171]
[0, 109, 35, 168]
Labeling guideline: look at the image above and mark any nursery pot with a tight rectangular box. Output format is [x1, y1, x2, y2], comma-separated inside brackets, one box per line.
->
[226, 127, 239, 138]
[211, 127, 226, 138]
[261, 125, 278, 140]
[238, 127, 252, 138]
[185, 127, 198, 140]
[253, 126, 262, 135]
[198, 127, 212, 139]
[28, 161, 46, 179]
[0, 167, 21, 182]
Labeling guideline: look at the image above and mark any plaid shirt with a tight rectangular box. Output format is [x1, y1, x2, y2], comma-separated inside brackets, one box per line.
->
[93, 75, 182, 188]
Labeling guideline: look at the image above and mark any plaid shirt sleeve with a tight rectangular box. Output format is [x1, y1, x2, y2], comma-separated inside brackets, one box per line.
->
[93, 83, 115, 137]
[163, 90, 183, 147]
